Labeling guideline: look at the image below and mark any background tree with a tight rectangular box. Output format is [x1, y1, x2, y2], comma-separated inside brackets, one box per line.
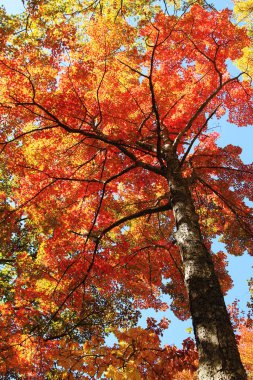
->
[0, 0, 252, 378]
[233, 0, 253, 77]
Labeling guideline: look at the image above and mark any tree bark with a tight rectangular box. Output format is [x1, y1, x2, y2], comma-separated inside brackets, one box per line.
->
[167, 153, 247, 380]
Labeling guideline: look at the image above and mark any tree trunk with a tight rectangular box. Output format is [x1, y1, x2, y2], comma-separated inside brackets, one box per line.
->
[167, 153, 247, 380]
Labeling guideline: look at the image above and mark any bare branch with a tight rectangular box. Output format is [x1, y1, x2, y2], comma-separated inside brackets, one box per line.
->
[100, 201, 171, 238]
[180, 103, 221, 167]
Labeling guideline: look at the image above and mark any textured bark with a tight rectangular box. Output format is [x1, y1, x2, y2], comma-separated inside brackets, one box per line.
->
[167, 153, 247, 380]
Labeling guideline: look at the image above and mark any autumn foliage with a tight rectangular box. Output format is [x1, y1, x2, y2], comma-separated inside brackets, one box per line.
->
[0, 0, 252, 378]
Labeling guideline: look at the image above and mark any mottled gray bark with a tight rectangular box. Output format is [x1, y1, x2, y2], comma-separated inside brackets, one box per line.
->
[167, 153, 247, 380]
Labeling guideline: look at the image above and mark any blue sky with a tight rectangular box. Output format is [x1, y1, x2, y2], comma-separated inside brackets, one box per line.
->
[1, 0, 252, 347]
[0, 0, 24, 13]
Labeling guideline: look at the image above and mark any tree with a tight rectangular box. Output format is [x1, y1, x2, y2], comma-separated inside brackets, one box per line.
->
[0, 0, 252, 378]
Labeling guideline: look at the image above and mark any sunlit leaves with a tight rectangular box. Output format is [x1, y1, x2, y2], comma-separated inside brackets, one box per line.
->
[233, 0, 253, 77]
